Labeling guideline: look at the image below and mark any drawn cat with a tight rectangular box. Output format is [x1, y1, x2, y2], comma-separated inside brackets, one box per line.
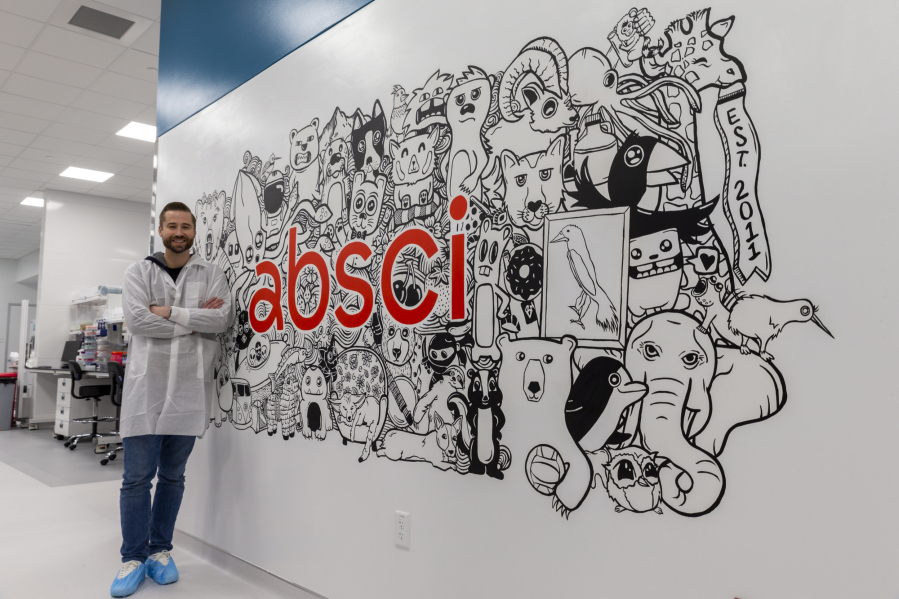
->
[500, 135, 565, 231]
[348, 171, 387, 241]
[352, 100, 387, 179]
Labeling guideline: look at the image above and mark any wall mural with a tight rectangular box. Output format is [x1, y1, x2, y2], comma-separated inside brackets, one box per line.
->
[193, 7, 833, 518]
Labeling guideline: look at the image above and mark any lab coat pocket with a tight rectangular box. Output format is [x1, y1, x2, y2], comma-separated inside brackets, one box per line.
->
[186, 281, 207, 308]
[129, 345, 148, 377]
[197, 337, 217, 380]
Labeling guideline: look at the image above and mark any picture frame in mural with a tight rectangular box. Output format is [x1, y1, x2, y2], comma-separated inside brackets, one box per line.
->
[541, 207, 629, 348]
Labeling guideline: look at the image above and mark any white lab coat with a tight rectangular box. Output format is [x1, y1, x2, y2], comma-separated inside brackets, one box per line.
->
[120, 253, 234, 438]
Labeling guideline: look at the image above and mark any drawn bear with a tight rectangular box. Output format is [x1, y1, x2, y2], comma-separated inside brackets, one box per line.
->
[288, 118, 321, 203]
[497, 334, 594, 516]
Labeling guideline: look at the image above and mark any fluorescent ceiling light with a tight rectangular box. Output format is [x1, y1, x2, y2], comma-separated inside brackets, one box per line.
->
[116, 121, 156, 142]
[61, 167, 113, 182]
[21, 197, 44, 207]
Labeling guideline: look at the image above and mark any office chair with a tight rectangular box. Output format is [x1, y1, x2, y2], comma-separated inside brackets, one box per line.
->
[101, 362, 125, 466]
[63, 360, 115, 450]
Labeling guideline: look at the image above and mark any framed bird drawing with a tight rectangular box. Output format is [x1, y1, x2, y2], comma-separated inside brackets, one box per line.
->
[542, 207, 630, 348]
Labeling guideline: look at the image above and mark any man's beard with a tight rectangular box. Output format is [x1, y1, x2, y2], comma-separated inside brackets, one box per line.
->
[163, 234, 194, 254]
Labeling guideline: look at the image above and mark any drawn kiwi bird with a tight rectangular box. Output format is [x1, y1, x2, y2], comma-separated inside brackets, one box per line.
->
[551, 225, 618, 332]
[727, 294, 833, 361]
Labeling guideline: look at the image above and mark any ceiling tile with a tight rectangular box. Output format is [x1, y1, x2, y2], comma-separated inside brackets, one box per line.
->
[0, 0, 63, 21]
[3, 73, 83, 105]
[44, 175, 96, 190]
[0, 155, 10, 167]
[69, 89, 146, 120]
[95, 0, 161, 21]
[0, 183, 36, 197]
[0, 69, 8, 86]
[105, 174, 150, 190]
[8, 157, 62, 176]
[15, 51, 103, 89]
[0, 128, 36, 146]
[30, 26, 125, 69]
[56, 106, 130, 134]
[0, 110, 50, 134]
[107, 48, 158, 83]
[0, 206, 43, 222]
[130, 188, 151, 199]
[88, 70, 156, 104]
[70, 156, 127, 174]
[29, 135, 93, 156]
[85, 143, 144, 164]
[88, 184, 136, 199]
[41, 121, 109, 145]
[0, 11, 44, 49]
[0, 142, 25, 158]
[0, 175, 43, 190]
[130, 21, 159, 56]
[131, 155, 152, 169]
[119, 165, 151, 180]
[0, 93, 64, 121]
[0, 41, 26, 71]
[96, 132, 153, 154]
[19, 147, 81, 166]
[135, 103, 155, 124]
[2, 167, 54, 182]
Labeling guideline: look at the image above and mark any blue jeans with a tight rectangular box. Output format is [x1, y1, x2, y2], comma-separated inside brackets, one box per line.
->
[120, 435, 196, 563]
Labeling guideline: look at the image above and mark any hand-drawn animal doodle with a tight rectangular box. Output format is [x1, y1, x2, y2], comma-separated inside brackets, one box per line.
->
[498, 335, 588, 516]
[389, 128, 439, 210]
[550, 224, 619, 332]
[330, 348, 388, 462]
[300, 362, 333, 440]
[500, 136, 565, 231]
[376, 413, 462, 471]
[625, 311, 723, 516]
[726, 293, 832, 362]
[288, 119, 321, 202]
[447, 66, 493, 200]
[351, 100, 388, 180]
[402, 70, 454, 135]
[195, 191, 227, 262]
[472, 218, 514, 363]
[499, 37, 578, 134]
[201, 10, 825, 522]
[593, 446, 663, 514]
[465, 366, 510, 480]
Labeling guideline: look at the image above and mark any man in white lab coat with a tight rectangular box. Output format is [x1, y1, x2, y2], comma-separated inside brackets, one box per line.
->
[111, 202, 234, 597]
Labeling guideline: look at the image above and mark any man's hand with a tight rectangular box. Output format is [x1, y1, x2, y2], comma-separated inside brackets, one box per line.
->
[149, 305, 170, 319]
[201, 297, 224, 310]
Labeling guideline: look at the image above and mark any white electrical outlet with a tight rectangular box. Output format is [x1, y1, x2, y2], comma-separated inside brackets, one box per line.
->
[395, 510, 410, 549]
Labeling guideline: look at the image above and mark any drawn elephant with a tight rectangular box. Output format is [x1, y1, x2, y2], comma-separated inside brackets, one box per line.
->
[625, 311, 724, 516]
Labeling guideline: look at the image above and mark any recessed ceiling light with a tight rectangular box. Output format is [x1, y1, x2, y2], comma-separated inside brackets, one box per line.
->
[147, 66, 158, 71]
[21, 197, 44, 208]
[116, 121, 156, 142]
[61, 167, 113, 182]
[45, 155, 54, 159]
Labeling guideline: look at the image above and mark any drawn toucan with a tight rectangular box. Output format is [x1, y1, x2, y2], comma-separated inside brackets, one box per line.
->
[607, 132, 687, 208]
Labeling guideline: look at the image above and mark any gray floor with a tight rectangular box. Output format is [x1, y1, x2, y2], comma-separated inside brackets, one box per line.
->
[0, 426, 123, 487]
[0, 427, 297, 599]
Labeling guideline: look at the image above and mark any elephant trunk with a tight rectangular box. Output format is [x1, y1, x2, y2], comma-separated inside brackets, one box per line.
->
[640, 380, 725, 516]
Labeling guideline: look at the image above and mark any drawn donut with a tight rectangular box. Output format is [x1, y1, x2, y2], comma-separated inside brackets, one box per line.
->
[505, 243, 543, 301]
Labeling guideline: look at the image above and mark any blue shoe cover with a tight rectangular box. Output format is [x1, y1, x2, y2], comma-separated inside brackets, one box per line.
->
[110, 561, 146, 597]
[147, 551, 179, 585]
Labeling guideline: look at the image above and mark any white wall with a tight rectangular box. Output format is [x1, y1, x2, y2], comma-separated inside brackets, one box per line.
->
[15, 250, 39, 288]
[157, 0, 899, 597]
[27, 190, 149, 420]
[0, 258, 38, 370]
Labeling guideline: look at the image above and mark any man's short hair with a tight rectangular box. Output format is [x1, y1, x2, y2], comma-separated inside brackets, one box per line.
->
[159, 202, 196, 226]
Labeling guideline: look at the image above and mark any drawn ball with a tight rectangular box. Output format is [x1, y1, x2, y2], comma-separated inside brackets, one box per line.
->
[525, 444, 565, 496]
